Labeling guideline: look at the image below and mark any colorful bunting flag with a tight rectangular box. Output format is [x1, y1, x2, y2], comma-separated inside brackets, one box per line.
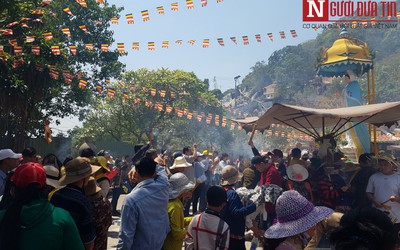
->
[170, 91, 176, 98]
[6, 21, 19, 28]
[117, 43, 125, 53]
[0, 29, 13, 36]
[96, 85, 103, 93]
[186, 0, 194, 9]
[25, 36, 35, 43]
[370, 17, 375, 25]
[175, 40, 183, 45]
[101, 44, 109, 52]
[107, 89, 115, 98]
[44, 32, 53, 40]
[290, 30, 297, 38]
[126, 13, 134, 24]
[162, 41, 169, 48]
[279, 31, 286, 39]
[79, 79, 87, 88]
[166, 105, 173, 113]
[62, 28, 71, 36]
[217, 0, 223, 2]
[51, 45, 60, 55]
[255, 34, 262, 42]
[79, 25, 88, 33]
[63, 70, 73, 84]
[267, 33, 273, 41]
[230, 37, 237, 44]
[150, 88, 157, 96]
[132, 42, 140, 50]
[49, 69, 59, 79]
[69, 45, 77, 55]
[21, 23, 30, 28]
[203, 39, 210, 48]
[32, 46, 40, 55]
[0, 45, 4, 54]
[188, 40, 196, 45]
[160, 90, 167, 97]
[85, 44, 94, 50]
[63, 7, 74, 16]
[32, 10, 44, 15]
[105, 79, 110, 84]
[148, 42, 155, 50]
[171, 2, 179, 11]
[156, 6, 165, 14]
[242, 36, 249, 45]
[123, 92, 129, 100]
[14, 46, 23, 55]
[76, 0, 87, 8]
[141, 10, 150, 21]
[201, 0, 207, 7]
[111, 17, 118, 24]
[217, 38, 225, 46]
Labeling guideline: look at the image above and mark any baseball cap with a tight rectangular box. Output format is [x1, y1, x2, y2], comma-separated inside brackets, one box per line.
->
[251, 155, 267, 166]
[0, 149, 22, 161]
[11, 162, 46, 189]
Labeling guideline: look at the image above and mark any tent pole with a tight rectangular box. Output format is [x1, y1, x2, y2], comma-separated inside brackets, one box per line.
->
[372, 67, 378, 155]
[367, 70, 372, 153]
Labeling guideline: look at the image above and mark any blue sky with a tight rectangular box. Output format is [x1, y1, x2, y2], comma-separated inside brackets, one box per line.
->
[106, 0, 320, 91]
[55, 0, 321, 132]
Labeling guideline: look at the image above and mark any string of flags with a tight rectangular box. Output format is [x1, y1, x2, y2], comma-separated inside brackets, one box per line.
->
[0, 29, 298, 56]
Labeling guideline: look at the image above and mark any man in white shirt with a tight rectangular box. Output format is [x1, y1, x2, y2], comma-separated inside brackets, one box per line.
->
[0, 149, 22, 197]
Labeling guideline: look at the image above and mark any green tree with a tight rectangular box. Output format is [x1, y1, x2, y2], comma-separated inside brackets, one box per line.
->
[0, 0, 124, 149]
[73, 68, 233, 150]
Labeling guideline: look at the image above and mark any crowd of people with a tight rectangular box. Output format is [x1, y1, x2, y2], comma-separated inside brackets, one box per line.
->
[0, 139, 399, 250]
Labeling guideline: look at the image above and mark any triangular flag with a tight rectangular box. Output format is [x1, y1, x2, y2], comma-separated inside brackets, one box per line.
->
[230, 37, 237, 44]
[85, 44, 94, 50]
[242, 36, 249, 45]
[162, 41, 169, 48]
[156, 6, 165, 14]
[69, 45, 77, 55]
[186, 0, 194, 9]
[132, 42, 139, 50]
[188, 40, 196, 45]
[79, 25, 88, 33]
[25, 36, 35, 43]
[141, 10, 150, 21]
[148, 42, 155, 50]
[175, 40, 183, 45]
[62, 28, 71, 36]
[267, 33, 273, 41]
[217, 38, 224, 46]
[76, 0, 87, 8]
[44, 32, 53, 40]
[32, 46, 40, 55]
[14, 46, 23, 55]
[79, 79, 87, 88]
[279, 31, 286, 39]
[290, 30, 297, 38]
[111, 17, 119, 24]
[51, 45, 60, 55]
[117, 43, 125, 53]
[201, 0, 207, 7]
[255, 34, 262, 42]
[171, 2, 179, 11]
[202, 39, 210, 48]
[63, 7, 74, 16]
[101, 44, 109, 52]
[126, 13, 134, 24]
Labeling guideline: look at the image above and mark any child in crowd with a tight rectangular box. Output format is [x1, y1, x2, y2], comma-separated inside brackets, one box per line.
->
[187, 186, 230, 250]
[163, 173, 195, 250]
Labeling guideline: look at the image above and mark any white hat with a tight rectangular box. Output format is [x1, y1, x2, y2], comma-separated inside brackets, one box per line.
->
[171, 156, 192, 169]
[43, 165, 60, 189]
[169, 173, 195, 199]
[0, 149, 22, 161]
[287, 164, 309, 182]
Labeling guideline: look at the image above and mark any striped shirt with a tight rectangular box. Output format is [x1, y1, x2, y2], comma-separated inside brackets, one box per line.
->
[187, 209, 230, 250]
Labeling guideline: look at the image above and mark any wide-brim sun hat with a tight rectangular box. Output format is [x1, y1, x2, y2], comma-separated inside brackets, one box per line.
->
[286, 164, 309, 182]
[221, 165, 239, 186]
[58, 157, 102, 186]
[84, 176, 102, 196]
[169, 172, 195, 199]
[264, 190, 333, 239]
[43, 165, 60, 189]
[170, 156, 192, 169]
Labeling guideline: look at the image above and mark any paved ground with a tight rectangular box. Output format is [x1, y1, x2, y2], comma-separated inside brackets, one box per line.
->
[107, 194, 263, 249]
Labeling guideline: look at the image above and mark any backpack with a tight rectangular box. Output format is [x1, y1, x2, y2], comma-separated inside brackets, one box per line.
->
[317, 174, 340, 209]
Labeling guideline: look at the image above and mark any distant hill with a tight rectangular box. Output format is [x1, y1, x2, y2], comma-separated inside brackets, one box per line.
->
[222, 15, 400, 117]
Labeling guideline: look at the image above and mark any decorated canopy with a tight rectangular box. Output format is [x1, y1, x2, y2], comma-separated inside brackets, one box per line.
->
[231, 102, 400, 139]
[317, 28, 373, 77]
